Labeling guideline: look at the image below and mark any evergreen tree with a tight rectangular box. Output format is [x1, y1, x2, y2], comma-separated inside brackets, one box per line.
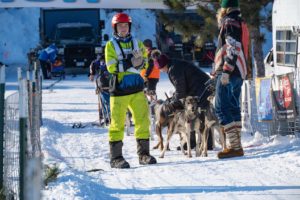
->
[161, 0, 273, 77]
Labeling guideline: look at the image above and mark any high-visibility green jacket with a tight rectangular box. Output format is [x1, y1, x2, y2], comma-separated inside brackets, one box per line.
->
[105, 37, 148, 96]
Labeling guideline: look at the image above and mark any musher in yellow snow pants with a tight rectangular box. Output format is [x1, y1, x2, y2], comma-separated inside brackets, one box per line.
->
[109, 92, 150, 141]
[105, 13, 157, 169]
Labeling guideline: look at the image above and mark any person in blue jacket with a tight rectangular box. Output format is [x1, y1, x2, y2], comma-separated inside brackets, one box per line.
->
[38, 43, 57, 79]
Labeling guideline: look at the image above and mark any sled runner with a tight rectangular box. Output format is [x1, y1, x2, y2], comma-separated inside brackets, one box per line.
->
[95, 73, 111, 127]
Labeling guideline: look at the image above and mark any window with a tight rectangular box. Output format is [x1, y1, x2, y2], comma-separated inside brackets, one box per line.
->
[275, 30, 297, 67]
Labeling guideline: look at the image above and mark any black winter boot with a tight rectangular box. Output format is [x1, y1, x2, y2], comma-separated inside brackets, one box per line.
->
[109, 141, 130, 169]
[137, 139, 157, 165]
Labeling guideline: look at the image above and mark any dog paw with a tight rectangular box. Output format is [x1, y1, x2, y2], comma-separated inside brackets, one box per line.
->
[201, 153, 208, 157]
[159, 155, 164, 158]
[152, 143, 160, 149]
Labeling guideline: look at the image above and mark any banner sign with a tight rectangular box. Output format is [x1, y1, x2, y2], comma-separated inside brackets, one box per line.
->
[271, 72, 296, 120]
[0, 0, 167, 9]
[255, 77, 273, 121]
[241, 80, 253, 132]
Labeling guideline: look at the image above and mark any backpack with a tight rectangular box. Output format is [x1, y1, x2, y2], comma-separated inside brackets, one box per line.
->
[240, 20, 252, 79]
[241, 20, 250, 60]
[96, 64, 110, 91]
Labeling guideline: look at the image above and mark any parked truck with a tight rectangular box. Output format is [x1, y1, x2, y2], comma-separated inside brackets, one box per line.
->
[39, 8, 106, 73]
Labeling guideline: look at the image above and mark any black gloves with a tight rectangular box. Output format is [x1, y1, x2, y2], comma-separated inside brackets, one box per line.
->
[170, 100, 184, 110]
[205, 78, 216, 94]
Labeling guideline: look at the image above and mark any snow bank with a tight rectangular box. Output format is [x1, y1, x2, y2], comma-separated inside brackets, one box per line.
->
[0, 8, 40, 64]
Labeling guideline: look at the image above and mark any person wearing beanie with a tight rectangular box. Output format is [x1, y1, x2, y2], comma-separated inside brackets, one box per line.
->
[140, 39, 160, 100]
[153, 53, 214, 150]
[143, 39, 152, 49]
[105, 13, 157, 169]
[221, 0, 239, 8]
[154, 53, 169, 71]
[213, 0, 248, 159]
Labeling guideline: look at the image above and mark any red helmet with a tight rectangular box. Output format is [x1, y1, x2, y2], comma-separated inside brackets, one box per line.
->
[111, 13, 132, 29]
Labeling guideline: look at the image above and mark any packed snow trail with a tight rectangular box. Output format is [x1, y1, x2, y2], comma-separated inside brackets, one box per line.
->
[40, 74, 300, 200]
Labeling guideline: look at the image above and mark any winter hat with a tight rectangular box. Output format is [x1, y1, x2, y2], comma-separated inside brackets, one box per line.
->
[220, 0, 239, 8]
[156, 54, 169, 69]
[143, 39, 153, 48]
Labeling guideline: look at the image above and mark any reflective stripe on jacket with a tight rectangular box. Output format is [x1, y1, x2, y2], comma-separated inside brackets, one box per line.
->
[105, 37, 148, 96]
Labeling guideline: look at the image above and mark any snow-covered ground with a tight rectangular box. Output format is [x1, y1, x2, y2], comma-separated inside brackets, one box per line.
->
[4, 65, 300, 199]
[2, 6, 299, 200]
[36, 73, 300, 200]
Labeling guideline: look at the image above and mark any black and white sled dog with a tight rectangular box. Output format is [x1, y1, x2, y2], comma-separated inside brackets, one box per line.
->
[159, 96, 209, 158]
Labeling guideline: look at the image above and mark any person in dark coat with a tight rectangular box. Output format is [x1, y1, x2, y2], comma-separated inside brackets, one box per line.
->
[89, 54, 109, 89]
[153, 53, 213, 150]
[154, 53, 211, 111]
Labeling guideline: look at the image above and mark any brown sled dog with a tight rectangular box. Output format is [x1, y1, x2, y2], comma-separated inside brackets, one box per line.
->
[152, 99, 174, 151]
